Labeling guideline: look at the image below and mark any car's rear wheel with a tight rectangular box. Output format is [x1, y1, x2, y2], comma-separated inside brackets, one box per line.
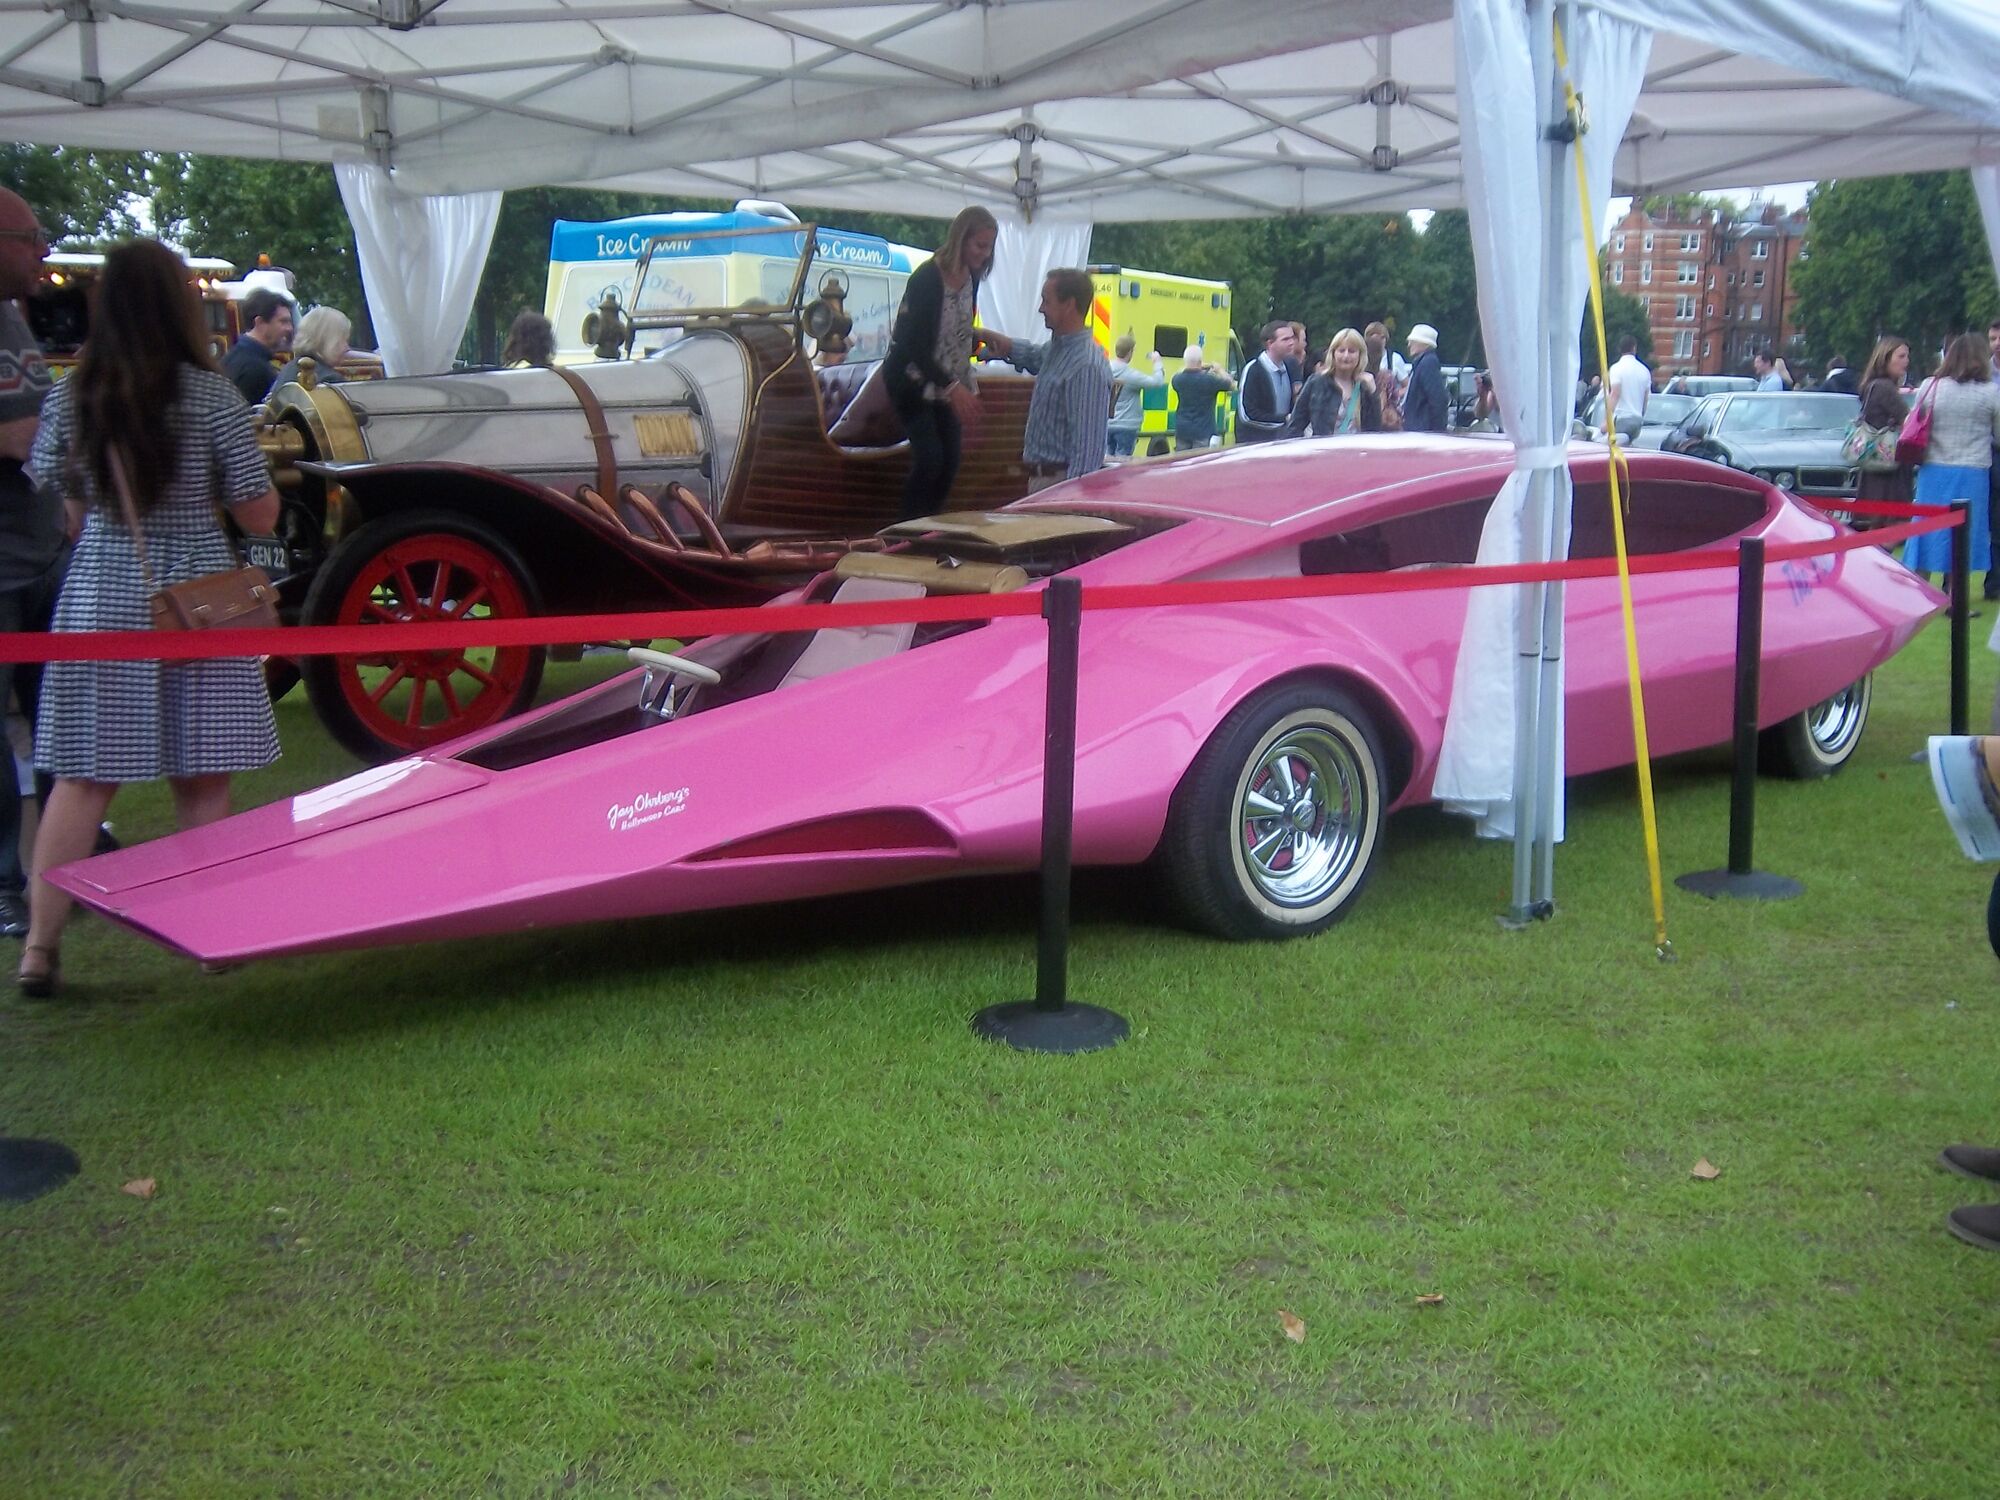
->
[1758, 673, 1871, 779]
[1159, 682, 1386, 940]
[301, 509, 545, 762]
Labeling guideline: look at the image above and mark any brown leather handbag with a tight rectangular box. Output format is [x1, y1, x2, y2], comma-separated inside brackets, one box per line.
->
[110, 449, 277, 631]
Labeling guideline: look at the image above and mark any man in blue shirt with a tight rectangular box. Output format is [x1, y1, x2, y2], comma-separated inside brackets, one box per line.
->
[1106, 335, 1165, 458]
[976, 269, 1113, 489]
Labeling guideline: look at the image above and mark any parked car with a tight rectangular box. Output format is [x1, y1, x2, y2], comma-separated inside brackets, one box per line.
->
[1661, 374, 1758, 398]
[256, 225, 1035, 761]
[1579, 390, 1698, 447]
[1659, 391, 1863, 502]
[51, 439, 1938, 967]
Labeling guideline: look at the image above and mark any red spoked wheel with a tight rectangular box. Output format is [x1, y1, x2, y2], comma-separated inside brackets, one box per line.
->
[301, 510, 545, 762]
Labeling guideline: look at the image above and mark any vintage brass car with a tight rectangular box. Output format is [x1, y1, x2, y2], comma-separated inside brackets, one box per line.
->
[258, 227, 1034, 760]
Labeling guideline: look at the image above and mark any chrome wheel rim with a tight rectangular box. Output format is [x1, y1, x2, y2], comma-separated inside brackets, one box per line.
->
[1807, 679, 1867, 758]
[1237, 725, 1370, 908]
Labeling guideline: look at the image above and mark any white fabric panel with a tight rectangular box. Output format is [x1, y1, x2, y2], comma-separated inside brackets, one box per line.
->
[1974, 165, 2000, 305]
[1431, 0, 1650, 839]
[985, 216, 1094, 350]
[1590, 0, 2000, 128]
[4, 3, 2000, 215]
[334, 164, 501, 378]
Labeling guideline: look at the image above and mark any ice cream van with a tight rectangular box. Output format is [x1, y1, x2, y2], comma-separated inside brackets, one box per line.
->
[544, 201, 926, 365]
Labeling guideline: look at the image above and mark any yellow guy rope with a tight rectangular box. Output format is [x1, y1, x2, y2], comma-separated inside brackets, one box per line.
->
[1552, 17, 1671, 957]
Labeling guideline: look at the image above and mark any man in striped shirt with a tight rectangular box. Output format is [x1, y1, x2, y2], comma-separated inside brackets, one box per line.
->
[977, 268, 1113, 491]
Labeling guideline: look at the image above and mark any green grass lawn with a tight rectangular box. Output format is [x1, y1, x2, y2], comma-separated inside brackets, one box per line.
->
[4, 628, 1998, 1497]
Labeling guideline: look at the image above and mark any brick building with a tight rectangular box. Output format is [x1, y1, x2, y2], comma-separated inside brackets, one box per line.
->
[1605, 200, 1807, 379]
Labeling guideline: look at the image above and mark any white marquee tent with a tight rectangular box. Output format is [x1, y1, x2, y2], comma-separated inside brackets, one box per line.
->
[6, 0, 1999, 919]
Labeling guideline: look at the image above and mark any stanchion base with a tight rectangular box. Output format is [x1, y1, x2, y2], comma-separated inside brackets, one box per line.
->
[972, 1000, 1129, 1054]
[0, 1137, 80, 1203]
[1675, 869, 1804, 901]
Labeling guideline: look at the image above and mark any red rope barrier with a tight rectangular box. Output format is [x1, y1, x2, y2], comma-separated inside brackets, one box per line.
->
[0, 504, 1958, 665]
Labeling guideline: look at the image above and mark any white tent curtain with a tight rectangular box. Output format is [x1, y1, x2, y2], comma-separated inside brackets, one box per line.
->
[334, 163, 502, 377]
[1432, 0, 1651, 851]
[985, 214, 1094, 347]
[1973, 164, 2000, 303]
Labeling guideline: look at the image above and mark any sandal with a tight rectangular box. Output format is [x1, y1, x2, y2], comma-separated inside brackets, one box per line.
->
[17, 943, 59, 999]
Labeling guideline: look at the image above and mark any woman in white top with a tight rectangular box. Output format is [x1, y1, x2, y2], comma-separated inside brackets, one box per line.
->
[1903, 333, 2000, 587]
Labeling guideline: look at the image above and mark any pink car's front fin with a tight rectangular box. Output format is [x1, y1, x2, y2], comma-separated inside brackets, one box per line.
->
[52, 758, 489, 900]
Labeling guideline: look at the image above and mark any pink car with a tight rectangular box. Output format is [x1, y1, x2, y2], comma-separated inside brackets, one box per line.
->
[53, 437, 1938, 962]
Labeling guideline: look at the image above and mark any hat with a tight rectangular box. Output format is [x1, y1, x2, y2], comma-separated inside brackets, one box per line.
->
[1407, 323, 1439, 350]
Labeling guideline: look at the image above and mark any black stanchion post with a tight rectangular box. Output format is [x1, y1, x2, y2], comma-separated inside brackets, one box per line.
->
[1950, 500, 1970, 737]
[972, 577, 1128, 1054]
[1676, 535, 1803, 902]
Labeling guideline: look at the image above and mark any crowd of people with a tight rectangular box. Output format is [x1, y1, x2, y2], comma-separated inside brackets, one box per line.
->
[1221, 316, 1451, 448]
[1598, 323, 2000, 612]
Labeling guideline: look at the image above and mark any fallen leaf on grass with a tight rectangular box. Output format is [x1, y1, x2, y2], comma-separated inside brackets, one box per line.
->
[1278, 1309, 1306, 1344]
[121, 1178, 156, 1199]
[1415, 1293, 1445, 1307]
[1690, 1158, 1722, 1181]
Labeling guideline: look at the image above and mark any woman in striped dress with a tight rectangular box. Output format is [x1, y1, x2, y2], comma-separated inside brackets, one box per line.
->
[20, 240, 281, 996]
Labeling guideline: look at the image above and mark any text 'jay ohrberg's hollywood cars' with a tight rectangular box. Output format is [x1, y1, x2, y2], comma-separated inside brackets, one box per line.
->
[52, 436, 1937, 965]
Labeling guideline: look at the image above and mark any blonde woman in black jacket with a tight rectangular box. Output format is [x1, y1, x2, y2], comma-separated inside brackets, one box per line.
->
[1283, 328, 1383, 438]
[884, 206, 999, 520]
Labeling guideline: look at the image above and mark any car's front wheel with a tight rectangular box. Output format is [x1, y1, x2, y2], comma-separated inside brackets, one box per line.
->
[1758, 673, 1871, 779]
[1159, 682, 1386, 940]
[301, 509, 546, 762]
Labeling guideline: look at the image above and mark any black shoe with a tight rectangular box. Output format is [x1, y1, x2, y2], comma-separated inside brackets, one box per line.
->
[1940, 1145, 2000, 1185]
[92, 823, 119, 857]
[1946, 1203, 2000, 1252]
[0, 891, 26, 940]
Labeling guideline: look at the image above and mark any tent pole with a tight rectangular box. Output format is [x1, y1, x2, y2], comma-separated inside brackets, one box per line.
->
[1531, 0, 1581, 908]
[1507, 0, 1562, 924]
[1508, 474, 1547, 923]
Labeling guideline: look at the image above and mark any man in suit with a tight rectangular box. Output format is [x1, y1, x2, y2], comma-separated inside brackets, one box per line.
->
[1401, 323, 1449, 433]
[1237, 320, 1299, 443]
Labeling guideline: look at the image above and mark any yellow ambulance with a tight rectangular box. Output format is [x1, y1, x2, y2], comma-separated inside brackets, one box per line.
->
[1087, 266, 1238, 447]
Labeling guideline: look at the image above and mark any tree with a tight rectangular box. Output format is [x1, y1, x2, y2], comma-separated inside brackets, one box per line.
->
[1792, 172, 1999, 371]
[1578, 275, 1652, 381]
[1089, 211, 1453, 359]
[1088, 216, 1276, 352]
[1404, 210, 1481, 366]
[466, 186, 665, 364]
[150, 155, 373, 342]
[0, 144, 153, 244]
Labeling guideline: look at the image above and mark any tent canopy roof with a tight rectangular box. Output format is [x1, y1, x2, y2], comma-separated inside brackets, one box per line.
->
[2, 1, 1996, 215]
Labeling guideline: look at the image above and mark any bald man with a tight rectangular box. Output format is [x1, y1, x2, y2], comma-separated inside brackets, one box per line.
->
[0, 186, 62, 938]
